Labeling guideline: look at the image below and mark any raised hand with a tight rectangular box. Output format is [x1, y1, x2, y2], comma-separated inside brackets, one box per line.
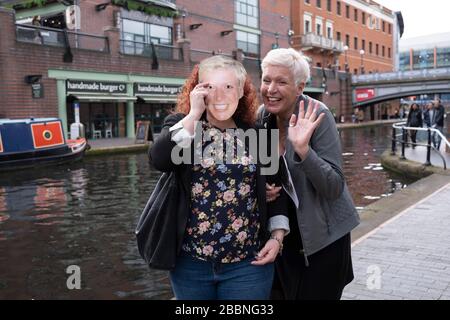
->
[288, 99, 325, 159]
[189, 82, 210, 118]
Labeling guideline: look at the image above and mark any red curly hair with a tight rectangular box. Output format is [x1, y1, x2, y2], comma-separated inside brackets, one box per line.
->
[175, 64, 258, 126]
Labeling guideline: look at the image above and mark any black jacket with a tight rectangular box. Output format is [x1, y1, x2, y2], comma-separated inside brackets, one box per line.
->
[149, 113, 288, 255]
[406, 108, 423, 128]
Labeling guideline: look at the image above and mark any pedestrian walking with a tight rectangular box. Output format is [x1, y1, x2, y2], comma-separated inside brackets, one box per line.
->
[431, 99, 445, 150]
[406, 103, 423, 148]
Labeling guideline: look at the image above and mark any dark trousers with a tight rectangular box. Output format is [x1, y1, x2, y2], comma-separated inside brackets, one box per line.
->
[409, 130, 417, 147]
[271, 204, 354, 300]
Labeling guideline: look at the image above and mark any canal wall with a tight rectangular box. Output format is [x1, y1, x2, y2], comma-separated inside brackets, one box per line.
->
[380, 150, 448, 179]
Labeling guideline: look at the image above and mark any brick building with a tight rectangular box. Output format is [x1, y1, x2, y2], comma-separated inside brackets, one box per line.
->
[0, 0, 402, 137]
[0, 0, 293, 138]
[291, 0, 395, 74]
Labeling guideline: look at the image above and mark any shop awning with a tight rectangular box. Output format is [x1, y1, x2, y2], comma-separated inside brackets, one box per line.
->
[136, 95, 178, 103]
[70, 95, 137, 102]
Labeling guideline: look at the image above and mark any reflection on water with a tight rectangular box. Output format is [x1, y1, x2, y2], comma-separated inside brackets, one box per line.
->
[0, 124, 415, 299]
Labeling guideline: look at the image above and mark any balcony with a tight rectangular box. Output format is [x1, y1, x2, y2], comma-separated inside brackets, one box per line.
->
[16, 24, 109, 52]
[300, 33, 344, 53]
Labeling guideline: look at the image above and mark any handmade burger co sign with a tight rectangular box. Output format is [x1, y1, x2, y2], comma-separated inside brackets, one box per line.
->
[66, 80, 127, 94]
[134, 83, 182, 96]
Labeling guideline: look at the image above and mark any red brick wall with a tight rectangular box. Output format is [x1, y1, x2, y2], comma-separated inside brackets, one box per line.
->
[292, 0, 394, 74]
[0, 7, 191, 120]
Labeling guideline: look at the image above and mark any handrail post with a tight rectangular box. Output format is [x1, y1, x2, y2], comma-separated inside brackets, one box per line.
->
[391, 126, 396, 155]
[425, 128, 432, 166]
[400, 127, 406, 160]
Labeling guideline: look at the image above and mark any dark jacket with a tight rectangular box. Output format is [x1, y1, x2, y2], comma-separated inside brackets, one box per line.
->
[257, 95, 360, 259]
[149, 113, 288, 256]
[434, 104, 445, 127]
[423, 109, 431, 127]
[406, 108, 423, 128]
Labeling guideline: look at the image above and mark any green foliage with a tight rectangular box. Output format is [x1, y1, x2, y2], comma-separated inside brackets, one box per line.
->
[111, 0, 179, 18]
[7, 0, 48, 10]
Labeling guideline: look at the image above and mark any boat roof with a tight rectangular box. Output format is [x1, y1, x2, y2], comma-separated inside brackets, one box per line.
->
[0, 118, 60, 124]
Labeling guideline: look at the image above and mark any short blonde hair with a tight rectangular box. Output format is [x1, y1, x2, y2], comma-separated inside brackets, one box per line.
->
[199, 55, 247, 92]
[261, 48, 310, 86]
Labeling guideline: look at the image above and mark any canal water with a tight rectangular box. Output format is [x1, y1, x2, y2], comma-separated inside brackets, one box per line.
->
[0, 124, 416, 299]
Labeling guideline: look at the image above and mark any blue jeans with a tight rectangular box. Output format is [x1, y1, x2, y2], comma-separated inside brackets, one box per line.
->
[432, 126, 444, 149]
[169, 254, 274, 300]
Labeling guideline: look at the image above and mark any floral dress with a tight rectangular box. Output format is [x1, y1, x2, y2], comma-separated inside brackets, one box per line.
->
[181, 121, 260, 263]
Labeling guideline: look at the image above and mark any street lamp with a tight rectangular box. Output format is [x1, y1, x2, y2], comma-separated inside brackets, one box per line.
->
[343, 45, 349, 72]
[359, 49, 365, 74]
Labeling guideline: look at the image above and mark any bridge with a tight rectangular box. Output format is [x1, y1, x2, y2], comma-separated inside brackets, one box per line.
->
[351, 67, 450, 107]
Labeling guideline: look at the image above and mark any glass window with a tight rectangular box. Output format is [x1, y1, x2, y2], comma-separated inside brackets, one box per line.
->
[123, 19, 144, 35]
[236, 30, 259, 56]
[346, 5, 350, 18]
[362, 12, 366, 25]
[337, 1, 341, 15]
[354, 37, 358, 50]
[336, 31, 341, 41]
[316, 0, 321, 8]
[305, 20, 311, 33]
[150, 24, 171, 44]
[345, 34, 349, 46]
[235, 0, 259, 28]
[413, 49, 434, 69]
[399, 52, 410, 71]
[121, 18, 172, 53]
[354, 9, 358, 22]
[327, 0, 331, 11]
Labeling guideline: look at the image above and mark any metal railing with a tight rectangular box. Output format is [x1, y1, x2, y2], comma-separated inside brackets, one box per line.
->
[353, 67, 450, 84]
[120, 40, 182, 60]
[391, 121, 449, 169]
[16, 24, 109, 52]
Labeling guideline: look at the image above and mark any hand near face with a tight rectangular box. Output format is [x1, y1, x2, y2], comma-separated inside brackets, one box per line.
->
[288, 99, 325, 159]
[189, 82, 210, 118]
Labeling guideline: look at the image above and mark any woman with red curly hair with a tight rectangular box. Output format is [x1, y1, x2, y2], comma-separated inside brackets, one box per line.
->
[149, 55, 289, 300]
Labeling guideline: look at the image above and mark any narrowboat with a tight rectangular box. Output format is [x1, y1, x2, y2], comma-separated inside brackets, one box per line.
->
[0, 118, 88, 171]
